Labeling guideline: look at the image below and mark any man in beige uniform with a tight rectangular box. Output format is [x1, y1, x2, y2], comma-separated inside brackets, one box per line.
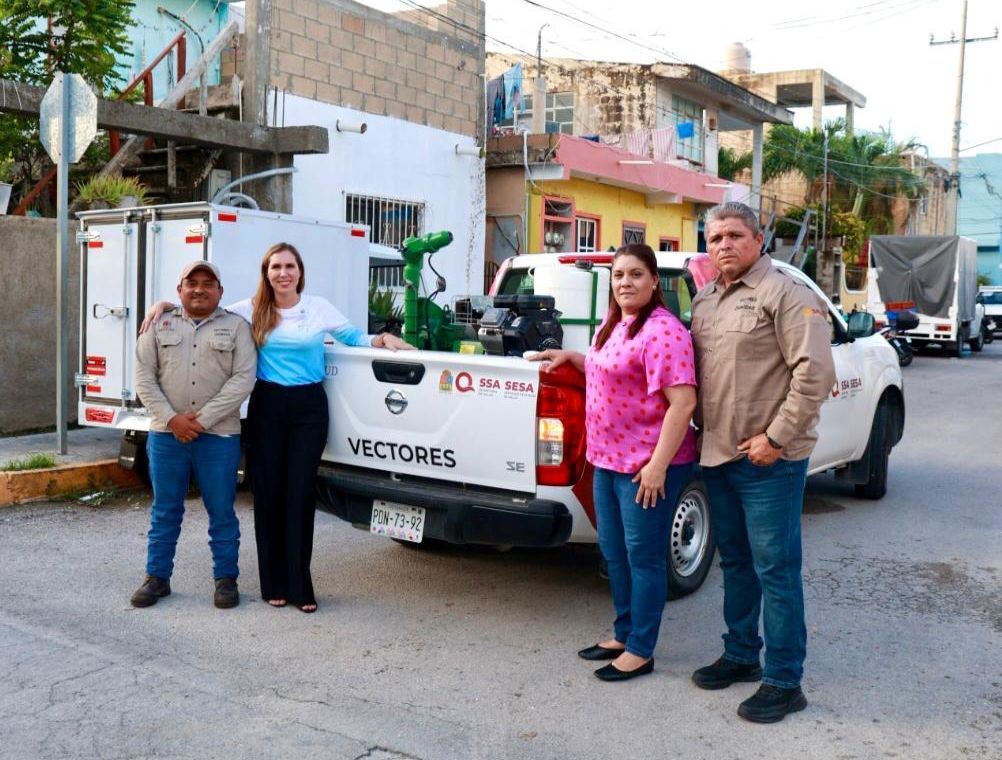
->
[689, 203, 836, 723]
[131, 261, 257, 609]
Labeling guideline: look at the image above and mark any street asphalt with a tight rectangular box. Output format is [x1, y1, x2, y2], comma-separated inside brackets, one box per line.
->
[0, 343, 999, 760]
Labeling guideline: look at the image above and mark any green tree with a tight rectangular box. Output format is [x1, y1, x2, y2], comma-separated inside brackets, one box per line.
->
[763, 119, 927, 237]
[717, 146, 752, 182]
[0, 0, 135, 212]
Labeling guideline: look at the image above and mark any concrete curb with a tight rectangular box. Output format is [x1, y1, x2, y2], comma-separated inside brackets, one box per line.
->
[0, 459, 144, 508]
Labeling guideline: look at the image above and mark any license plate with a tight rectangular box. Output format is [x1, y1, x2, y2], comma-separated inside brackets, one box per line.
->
[370, 501, 425, 543]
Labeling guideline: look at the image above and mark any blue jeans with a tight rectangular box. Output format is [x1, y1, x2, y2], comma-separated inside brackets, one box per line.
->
[593, 463, 695, 659]
[701, 457, 809, 688]
[146, 431, 241, 580]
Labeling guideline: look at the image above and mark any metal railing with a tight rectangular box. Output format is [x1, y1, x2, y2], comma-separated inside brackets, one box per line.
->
[109, 30, 188, 156]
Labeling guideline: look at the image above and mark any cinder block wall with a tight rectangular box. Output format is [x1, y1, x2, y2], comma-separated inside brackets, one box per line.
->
[268, 0, 484, 137]
[0, 218, 80, 433]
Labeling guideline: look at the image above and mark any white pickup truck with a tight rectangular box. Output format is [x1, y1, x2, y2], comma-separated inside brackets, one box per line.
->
[316, 252, 906, 598]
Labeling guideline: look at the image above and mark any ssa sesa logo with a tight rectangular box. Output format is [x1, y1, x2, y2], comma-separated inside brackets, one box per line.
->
[439, 369, 475, 393]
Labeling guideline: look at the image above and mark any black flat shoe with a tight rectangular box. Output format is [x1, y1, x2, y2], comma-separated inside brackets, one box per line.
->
[578, 643, 626, 661]
[594, 658, 654, 682]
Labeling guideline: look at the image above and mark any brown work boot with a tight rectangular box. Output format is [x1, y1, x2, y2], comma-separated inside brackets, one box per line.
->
[130, 576, 171, 608]
[214, 578, 239, 609]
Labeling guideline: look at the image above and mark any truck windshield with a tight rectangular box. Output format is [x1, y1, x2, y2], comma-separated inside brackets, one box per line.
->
[981, 291, 1002, 305]
[495, 267, 694, 326]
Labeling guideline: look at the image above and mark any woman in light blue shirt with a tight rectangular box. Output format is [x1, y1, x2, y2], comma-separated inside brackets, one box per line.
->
[143, 242, 410, 612]
[233, 242, 409, 612]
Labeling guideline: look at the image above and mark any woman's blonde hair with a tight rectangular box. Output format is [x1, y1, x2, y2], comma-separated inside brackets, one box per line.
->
[251, 242, 305, 347]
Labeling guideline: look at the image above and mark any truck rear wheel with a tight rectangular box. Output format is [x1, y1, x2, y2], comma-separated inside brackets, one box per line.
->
[969, 328, 984, 352]
[667, 476, 715, 599]
[954, 323, 966, 358]
[854, 401, 891, 500]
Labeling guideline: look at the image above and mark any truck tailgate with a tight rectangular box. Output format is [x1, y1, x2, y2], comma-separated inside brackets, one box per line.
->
[323, 347, 540, 492]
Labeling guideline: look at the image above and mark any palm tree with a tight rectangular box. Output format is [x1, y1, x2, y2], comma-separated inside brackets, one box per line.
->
[763, 120, 928, 233]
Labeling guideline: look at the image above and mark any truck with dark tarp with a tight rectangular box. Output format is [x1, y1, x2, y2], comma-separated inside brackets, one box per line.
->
[866, 235, 986, 355]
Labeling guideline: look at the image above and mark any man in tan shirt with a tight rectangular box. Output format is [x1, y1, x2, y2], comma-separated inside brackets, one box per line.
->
[131, 261, 257, 610]
[689, 203, 836, 724]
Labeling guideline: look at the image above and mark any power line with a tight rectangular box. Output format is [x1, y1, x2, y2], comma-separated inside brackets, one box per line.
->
[516, 0, 686, 64]
[961, 137, 1002, 152]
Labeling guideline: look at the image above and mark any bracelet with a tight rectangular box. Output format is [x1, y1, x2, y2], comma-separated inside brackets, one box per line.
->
[765, 434, 783, 450]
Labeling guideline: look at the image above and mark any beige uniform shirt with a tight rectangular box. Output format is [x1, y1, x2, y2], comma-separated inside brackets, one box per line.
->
[690, 254, 836, 467]
[135, 307, 257, 435]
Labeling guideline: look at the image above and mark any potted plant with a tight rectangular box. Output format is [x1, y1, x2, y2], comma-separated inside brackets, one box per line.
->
[74, 175, 149, 210]
[368, 282, 405, 336]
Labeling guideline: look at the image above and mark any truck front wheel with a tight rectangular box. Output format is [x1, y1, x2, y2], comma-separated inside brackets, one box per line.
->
[667, 476, 715, 599]
[854, 401, 891, 500]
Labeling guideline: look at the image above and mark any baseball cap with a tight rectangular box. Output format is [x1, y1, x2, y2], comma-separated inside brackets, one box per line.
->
[178, 260, 221, 284]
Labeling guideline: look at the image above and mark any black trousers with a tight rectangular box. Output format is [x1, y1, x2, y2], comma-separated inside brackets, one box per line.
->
[247, 379, 329, 606]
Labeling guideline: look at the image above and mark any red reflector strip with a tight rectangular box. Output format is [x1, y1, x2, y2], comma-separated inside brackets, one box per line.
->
[85, 408, 115, 423]
[88, 241, 104, 249]
[935, 325, 951, 332]
[217, 212, 237, 222]
[185, 235, 204, 244]
[350, 228, 366, 237]
[558, 254, 613, 264]
[86, 385, 102, 393]
[885, 301, 916, 311]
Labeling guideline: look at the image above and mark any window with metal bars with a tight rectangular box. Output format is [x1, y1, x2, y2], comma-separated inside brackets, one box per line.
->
[345, 193, 424, 249]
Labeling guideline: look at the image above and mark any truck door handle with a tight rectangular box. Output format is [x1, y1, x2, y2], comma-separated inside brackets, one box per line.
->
[371, 360, 425, 385]
[93, 304, 129, 319]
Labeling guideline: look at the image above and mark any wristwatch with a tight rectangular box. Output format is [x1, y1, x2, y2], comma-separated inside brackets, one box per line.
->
[765, 434, 783, 450]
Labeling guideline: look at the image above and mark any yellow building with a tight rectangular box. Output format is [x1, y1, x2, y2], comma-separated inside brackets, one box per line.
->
[485, 134, 727, 289]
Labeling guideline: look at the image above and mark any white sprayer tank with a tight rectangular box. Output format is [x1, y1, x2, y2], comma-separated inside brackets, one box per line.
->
[533, 262, 610, 353]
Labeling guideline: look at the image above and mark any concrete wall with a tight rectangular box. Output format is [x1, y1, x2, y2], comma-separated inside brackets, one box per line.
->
[125, 0, 230, 101]
[0, 218, 80, 434]
[486, 53, 656, 136]
[284, 93, 486, 299]
[266, 0, 484, 137]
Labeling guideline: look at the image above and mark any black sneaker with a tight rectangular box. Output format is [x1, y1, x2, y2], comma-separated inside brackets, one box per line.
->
[737, 684, 808, 723]
[691, 656, 763, 690]
[130, 576, 171, 608]
[214, 578, 239, 609]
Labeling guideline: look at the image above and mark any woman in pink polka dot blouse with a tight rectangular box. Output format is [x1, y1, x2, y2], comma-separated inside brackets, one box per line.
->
[531, 244, 698, 682]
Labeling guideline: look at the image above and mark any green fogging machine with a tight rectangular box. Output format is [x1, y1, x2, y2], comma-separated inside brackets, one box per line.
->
[400, 230, 464, 350]
[399, 230, 564, 354]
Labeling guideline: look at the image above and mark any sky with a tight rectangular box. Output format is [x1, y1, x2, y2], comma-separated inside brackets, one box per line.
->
[365, 0, 1001, 159]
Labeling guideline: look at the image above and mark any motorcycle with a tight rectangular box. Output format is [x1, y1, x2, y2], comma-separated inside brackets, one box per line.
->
[883, 309, 919, 367]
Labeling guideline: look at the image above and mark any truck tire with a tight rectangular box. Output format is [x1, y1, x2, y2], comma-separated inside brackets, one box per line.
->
[969, 328, 984, 352]
[854, 401, 891, 500]
[667, 475, 715, 599]
[954, 323, 966, 358]
[119, 431, 151, 488]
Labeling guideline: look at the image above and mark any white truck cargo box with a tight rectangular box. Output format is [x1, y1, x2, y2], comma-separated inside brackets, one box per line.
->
[76, 202, 370, 431]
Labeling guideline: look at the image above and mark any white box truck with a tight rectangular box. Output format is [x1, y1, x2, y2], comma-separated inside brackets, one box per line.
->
[866, 235, 985, 355]
[74, 202, 370, 472]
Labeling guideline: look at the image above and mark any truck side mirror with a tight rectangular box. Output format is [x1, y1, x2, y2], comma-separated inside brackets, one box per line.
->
[847, 311, 876, 339]
[976, 293, 985, 305]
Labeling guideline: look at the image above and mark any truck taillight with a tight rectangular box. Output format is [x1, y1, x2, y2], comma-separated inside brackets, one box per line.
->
[537, 418, 565, 466]
[535, 365, 586, 486]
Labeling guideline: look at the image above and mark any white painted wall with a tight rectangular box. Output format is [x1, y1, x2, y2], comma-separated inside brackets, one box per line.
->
[283, 94, 486, 301]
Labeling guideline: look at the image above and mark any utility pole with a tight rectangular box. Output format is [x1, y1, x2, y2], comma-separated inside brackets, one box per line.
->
[821, 130, 829, 250]
[930, 0, 998, 232]
[532, 23, 548, 134]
